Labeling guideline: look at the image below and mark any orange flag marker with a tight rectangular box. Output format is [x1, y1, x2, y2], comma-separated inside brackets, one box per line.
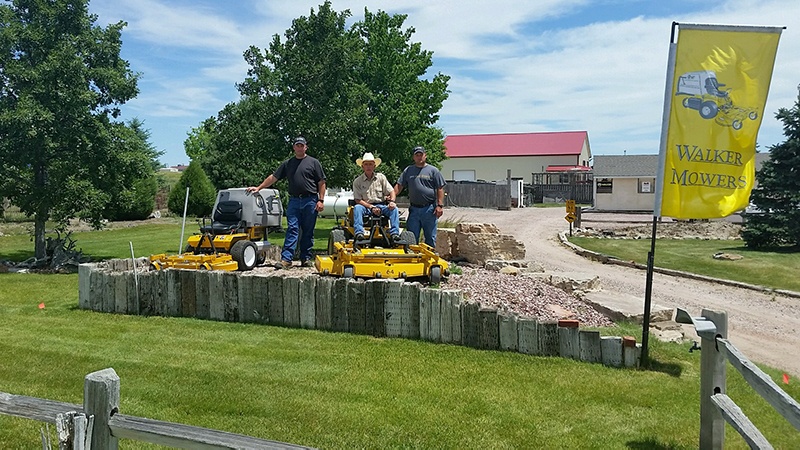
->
[38, 302, 45, 309]
[783, 373, 790, 385]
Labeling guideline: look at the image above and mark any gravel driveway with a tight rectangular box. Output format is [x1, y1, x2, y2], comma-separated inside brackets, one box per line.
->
[442, 206, 800, 377]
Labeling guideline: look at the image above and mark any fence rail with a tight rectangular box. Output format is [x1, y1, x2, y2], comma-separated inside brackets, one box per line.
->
[1, 369, 311, 449]
[677, 308, 800, 449]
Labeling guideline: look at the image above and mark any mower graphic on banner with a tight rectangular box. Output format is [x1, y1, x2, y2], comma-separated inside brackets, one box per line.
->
[675, 70, 758, 130]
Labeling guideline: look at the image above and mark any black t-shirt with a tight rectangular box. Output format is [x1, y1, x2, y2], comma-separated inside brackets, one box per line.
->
[274, 155, 326, 196]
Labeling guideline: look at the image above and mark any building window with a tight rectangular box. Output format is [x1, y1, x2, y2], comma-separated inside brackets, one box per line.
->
[638, 178, 655, 194]
[597, 178, 613, 194]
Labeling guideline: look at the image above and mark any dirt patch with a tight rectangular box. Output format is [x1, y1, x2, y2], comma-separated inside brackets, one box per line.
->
[576, 220, 743, 240]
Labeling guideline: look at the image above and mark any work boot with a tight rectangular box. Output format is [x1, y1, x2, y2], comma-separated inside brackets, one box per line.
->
[355, 233, 366, 241]
[391, 234, 402, 242]
[274, 260, 292, 270]
[301, 260, 315, 268]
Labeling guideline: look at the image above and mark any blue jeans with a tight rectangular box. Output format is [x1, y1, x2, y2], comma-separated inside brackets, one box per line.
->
[353, 204, 400, 237]
[282, 196, 318, 262]
[406, 205, 437, 247]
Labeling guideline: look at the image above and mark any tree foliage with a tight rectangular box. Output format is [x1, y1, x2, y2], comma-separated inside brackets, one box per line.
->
[742, 92, 800, 248]
[102, 119, 161, 221]
[0, 0, 140, 258]
[197, 1, 450, 190]
[167, 161, 216, 217]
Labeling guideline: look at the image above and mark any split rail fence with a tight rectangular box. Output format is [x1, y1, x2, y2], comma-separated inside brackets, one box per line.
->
[677, 308, 800, 449]
[0, 368, 311, 449]
[78, 259, 641, 368]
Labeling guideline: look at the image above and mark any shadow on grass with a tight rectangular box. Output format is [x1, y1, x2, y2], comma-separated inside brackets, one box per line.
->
[626, 437, 688, 449]
[0, 250, 34, 262]
[642, 358, 683, 377]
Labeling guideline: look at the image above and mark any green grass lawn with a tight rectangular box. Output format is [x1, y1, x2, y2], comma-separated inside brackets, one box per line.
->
[1, 272, 798, 449]
[1, 220, 799, 448]
[568, 237, 800, 292]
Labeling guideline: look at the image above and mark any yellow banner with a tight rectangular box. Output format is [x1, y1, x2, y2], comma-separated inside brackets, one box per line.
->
[659, 24, 781, 219]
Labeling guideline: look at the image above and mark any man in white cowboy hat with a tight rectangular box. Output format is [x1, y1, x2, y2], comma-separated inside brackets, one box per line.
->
[352, 152, 400, 242]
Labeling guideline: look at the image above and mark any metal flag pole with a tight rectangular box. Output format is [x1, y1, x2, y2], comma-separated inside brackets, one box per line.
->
[642, 21, 680, 368]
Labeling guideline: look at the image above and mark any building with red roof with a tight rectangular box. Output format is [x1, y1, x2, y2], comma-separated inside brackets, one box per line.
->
[441, 131, 591, 183]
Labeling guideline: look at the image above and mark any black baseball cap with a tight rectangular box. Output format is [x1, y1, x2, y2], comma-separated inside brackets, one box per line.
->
[293, 137, 307, 145]
[413, 146, 425, 154]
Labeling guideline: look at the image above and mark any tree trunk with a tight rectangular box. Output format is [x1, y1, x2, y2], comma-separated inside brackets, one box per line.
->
[34, 212, 47, 260]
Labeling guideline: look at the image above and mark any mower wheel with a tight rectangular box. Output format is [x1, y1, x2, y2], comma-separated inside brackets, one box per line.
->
[699, 101, 718, 119]
[343, 266, 354, 278]
[749, 111, 758, 120]
[328, 229, 346, 254]
[429, 265, 442, 284]
[231, 240, 258, 271]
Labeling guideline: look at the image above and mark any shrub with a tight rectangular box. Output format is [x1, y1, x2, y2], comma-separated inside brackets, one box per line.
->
[167, 162, 216, 217]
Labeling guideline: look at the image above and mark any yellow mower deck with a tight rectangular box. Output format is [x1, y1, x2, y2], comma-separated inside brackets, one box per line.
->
[315, 202, 448, 283]
[315, 241, 447, 282]
[149, 252, 238, 271]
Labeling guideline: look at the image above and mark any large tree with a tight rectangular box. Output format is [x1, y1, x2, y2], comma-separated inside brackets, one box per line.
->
[741, 91, 800, 248]
[0, 0, 139, 259]
[200, 1, 449, 190]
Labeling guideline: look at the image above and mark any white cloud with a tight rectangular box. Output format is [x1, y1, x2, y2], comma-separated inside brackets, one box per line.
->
[87, 0, 800, 164]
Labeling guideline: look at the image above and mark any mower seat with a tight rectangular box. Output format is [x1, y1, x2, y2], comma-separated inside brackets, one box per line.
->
[200, 200, 245, 235]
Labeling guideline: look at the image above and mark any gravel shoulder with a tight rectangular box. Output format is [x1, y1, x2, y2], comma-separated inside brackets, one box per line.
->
[442, 206, 800, 377]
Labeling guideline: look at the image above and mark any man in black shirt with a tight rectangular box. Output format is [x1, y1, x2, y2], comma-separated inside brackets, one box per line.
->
[247, 137, 326, 268]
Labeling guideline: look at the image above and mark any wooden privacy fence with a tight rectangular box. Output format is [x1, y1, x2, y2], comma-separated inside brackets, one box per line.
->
[443, 182, 511, 209]
[0, 368, 311, 449]
[78, 259, 641, 368]
[676, 308, 800, 449]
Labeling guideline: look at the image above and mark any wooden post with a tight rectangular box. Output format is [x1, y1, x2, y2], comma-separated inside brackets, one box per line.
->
[517, 319, 540, 355]
[498, 314, 518, 351]
[700, 309, 727, 450]
[600, 336, 623, 367]
[84, 368, 120, 450]
[579, 330, 602, 363]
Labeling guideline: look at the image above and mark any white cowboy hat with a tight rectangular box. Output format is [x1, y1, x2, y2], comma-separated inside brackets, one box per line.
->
[356, 152, 381, 167]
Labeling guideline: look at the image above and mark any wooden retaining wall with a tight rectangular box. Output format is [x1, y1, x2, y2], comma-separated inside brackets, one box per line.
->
[79, 259, 641, 368]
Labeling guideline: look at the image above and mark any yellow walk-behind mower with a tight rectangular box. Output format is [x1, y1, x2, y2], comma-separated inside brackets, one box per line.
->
[315, 201, 448, 283]
[150, 188, 283, 271]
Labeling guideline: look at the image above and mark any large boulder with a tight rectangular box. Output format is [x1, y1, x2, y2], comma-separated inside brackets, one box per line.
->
[441, 222, 525, 265]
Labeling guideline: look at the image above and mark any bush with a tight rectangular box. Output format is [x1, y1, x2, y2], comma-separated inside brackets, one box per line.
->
[167, 162, 216, 217]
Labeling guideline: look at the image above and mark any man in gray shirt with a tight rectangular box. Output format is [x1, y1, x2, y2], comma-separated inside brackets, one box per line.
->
[394, 146, 446, 247]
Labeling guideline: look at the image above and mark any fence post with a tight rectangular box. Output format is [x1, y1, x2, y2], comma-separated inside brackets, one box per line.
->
[699, 309, 727, 450]
[84, 368, 120, 450]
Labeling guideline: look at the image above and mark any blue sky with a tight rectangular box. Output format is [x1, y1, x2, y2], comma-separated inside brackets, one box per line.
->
[88, 0, 800, 167]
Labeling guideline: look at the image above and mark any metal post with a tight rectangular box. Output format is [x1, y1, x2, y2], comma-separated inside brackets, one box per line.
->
[640, 216, 659, 367]
[179, 186, 190, 253]
[129, 241, 140, 314]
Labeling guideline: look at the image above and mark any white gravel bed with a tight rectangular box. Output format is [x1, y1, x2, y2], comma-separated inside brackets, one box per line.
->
[441, 267, 614, 327]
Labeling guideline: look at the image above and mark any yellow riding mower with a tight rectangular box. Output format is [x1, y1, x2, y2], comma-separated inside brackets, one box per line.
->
[315, 201, 448, 283]
[150, 188, 282, 271]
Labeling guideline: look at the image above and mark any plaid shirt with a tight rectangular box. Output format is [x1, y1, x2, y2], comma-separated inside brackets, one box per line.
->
[353, 172, 393, 204]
